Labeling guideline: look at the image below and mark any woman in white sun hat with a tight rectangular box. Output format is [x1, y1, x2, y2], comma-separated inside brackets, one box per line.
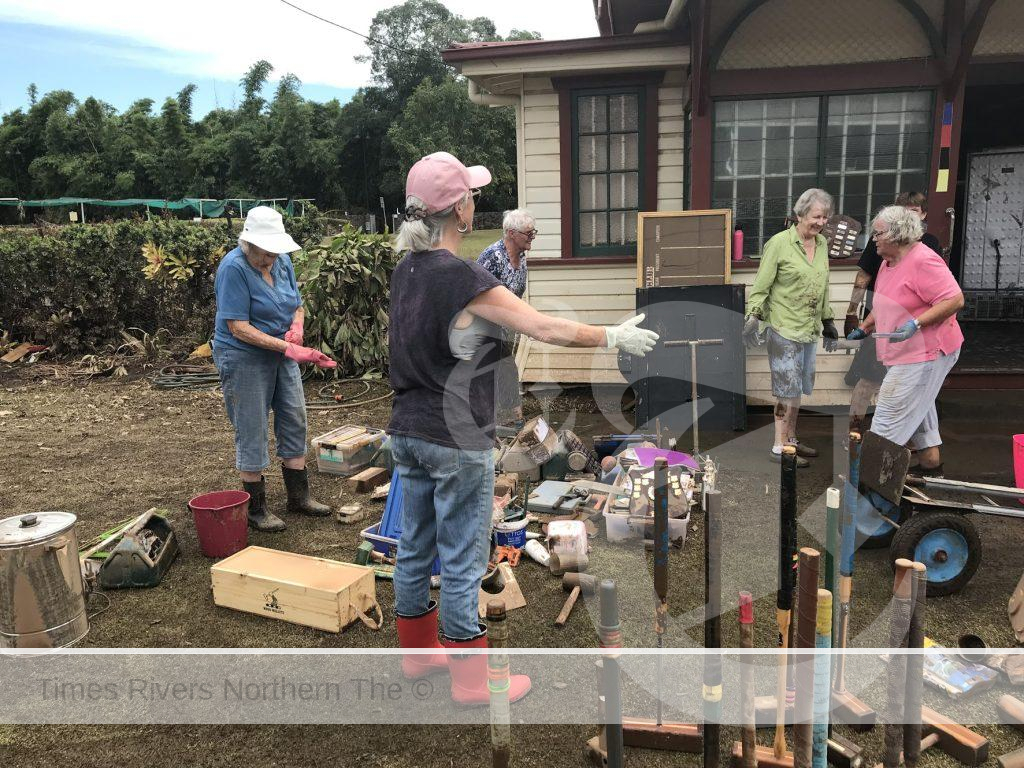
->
[213, 205, 337, 532]
[388, 151, 658, 705]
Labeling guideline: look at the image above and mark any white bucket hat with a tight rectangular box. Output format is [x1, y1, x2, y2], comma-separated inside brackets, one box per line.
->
[239, 206, 302, 254]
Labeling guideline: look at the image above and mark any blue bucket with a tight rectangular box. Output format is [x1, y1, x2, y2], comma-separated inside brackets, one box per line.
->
[493, 518, 528, 548]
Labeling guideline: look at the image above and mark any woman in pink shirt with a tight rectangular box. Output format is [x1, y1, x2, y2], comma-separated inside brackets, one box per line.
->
[848, 205, 964, 476]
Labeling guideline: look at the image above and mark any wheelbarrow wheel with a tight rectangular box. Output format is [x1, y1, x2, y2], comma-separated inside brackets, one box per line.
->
[890, 511, 981, 597]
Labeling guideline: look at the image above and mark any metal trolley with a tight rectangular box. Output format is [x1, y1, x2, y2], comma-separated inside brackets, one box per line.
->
[853, 432, 1024, 596]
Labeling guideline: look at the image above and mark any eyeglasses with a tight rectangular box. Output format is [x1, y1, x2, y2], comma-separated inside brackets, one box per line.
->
[515, 229, 538, 240]
[871, 230, 887, 240]
[470, 189, 482, 202]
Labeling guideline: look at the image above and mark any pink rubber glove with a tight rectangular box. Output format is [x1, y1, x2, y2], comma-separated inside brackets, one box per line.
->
[284, 343, 337, 369]
[284, 319, 304, 345]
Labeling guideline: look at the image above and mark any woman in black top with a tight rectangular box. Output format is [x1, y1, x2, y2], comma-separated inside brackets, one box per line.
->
[390, 151, 657, 705]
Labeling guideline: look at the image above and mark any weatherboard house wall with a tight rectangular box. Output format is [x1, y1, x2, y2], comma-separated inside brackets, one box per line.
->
[444, 0, 1024, 406]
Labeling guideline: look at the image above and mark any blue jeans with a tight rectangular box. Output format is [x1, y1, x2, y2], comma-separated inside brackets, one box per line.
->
[390, 434, 494, 640]
[212, 344, 307, 472]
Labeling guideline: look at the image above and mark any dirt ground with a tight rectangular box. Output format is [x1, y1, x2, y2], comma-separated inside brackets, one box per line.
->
[1, 362, 1023, 767]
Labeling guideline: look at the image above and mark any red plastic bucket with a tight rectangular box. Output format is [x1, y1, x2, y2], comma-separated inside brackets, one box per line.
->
[1014, 435, 1024, 504]
[189, 490, 249, 558]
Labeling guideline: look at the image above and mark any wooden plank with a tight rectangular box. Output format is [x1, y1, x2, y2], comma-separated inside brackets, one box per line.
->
[531, 295, 635, 312]
[348, 467, 390, 494]
[524, 137, 560, 157]
[1, 343, 34, 363]
[525, 122, 559, 140]
[524, 154, 560, 173]
[529, 278, 636, 296]
[524, 105, 560, 125]
[524, 186, 561, 204]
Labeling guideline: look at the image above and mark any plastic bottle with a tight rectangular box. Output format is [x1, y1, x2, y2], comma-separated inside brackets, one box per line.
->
[733, 227, 745, 261]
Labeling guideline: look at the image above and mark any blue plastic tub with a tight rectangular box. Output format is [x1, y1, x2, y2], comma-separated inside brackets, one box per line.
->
[361, 479, 441, 576]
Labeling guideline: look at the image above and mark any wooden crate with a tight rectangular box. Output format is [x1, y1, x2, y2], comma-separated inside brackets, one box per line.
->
[211, 546, 380, 633]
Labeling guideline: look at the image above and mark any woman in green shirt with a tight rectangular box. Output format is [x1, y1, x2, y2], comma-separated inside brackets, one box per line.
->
[743, 188, 839, 467]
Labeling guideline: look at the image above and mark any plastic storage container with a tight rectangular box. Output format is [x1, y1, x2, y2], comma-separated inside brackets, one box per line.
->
[313, 425, 385, 477]
[360, 479, 441, 575]
[604, 508, 691, 544]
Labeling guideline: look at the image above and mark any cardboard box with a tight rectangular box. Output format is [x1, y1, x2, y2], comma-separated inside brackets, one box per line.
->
[211, 546, 380, 632]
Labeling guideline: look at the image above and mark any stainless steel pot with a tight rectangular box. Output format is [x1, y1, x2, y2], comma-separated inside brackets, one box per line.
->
[0, 512, 89, 648]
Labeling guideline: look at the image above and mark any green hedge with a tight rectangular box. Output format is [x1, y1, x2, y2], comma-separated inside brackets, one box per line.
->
[0, 210, 326, 355]
[293, 224, 398, 377]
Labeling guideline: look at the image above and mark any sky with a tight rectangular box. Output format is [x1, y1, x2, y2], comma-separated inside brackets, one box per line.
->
[0, 0, 597, 117]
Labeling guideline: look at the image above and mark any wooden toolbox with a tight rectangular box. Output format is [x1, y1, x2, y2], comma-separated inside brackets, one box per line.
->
[211, 546, 381, 633]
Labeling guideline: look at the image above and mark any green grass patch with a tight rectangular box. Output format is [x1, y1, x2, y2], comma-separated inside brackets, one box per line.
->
[457, 228, 501, 260]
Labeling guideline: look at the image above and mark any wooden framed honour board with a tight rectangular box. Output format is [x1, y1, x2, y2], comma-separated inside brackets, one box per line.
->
[636, 209, 733, 288]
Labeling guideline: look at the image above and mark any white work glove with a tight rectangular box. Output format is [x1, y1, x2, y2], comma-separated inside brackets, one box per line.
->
[605, 314, 659, 357]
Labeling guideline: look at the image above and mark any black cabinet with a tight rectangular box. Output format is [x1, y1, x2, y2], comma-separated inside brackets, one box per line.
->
[620, 285, 747, 434]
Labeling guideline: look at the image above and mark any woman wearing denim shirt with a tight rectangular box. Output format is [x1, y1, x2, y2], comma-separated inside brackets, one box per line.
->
[476, 209, 535, 426]
[213, 206, 337, 531]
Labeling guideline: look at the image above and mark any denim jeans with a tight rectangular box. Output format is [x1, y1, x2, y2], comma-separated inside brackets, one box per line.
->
[390, 434, 494, 640]
[212, 344, 307, 472]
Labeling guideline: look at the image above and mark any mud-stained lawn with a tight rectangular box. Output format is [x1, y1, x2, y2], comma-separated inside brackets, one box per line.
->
[1, 364, 1022, 767]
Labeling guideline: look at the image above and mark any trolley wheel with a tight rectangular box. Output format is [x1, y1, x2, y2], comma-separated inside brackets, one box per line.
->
[854, 491, 907, 549]
[890, 511, 981, 597]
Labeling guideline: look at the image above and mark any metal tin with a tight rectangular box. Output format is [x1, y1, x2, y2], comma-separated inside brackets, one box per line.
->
[0, 512, 89, 648]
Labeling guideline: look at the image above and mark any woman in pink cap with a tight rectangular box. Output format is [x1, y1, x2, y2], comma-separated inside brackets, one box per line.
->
[389, 151, 657, 704]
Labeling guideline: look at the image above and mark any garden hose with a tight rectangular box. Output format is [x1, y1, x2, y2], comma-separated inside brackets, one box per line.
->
[306, 377, 394, 411]
[152, 365, 222, 391]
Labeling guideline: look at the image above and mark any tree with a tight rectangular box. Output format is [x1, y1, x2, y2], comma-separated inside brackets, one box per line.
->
[387, 77, 517, 212]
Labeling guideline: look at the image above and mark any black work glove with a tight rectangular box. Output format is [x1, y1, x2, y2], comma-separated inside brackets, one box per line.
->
[844, 313, 860, 338]
[822, 319, 839, 352]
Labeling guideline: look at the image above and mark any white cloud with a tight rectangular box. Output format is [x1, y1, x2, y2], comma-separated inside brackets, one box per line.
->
[0, 0, 598, 89]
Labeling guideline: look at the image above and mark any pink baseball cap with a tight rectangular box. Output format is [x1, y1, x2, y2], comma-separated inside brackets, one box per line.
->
[405, 151, 492, 215]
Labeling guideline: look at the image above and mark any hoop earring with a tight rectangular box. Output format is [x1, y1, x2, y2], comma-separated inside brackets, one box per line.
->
[457, 221, 469, 234]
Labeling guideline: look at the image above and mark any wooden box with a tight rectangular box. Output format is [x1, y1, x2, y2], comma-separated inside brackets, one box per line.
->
[211, 546, 379, 633]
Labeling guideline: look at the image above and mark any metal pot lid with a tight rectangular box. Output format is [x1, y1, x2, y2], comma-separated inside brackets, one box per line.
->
[0, 512, 77, 547]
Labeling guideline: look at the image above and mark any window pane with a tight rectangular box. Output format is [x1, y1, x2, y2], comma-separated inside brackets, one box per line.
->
[579, 174, 607, 211]
[579, 134, 608, 172]
[610, 211, 639, 245]
[580, 212, 608, 246]
[824, 90, 933, 227]
[609, 133, 639, 171]
[609, 172, 639, 209]
[714, 96, 823, 258]
[578, 96, 607, 133]
[609, 94, 639, 132]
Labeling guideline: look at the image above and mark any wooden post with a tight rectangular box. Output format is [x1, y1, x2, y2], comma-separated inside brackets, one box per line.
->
[487, 600, 512, 768]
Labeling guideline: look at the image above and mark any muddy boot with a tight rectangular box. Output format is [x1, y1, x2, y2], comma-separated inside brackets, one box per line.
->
[443, 625, 531, 706]
[283, 466, 332, 516]
[396, 600, 448, 679]
[243, 477, 286, 532]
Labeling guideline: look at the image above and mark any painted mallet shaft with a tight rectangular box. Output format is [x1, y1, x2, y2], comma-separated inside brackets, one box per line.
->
[834, 433, 861, 696]
[824, 486, 840, 676]
[555, 573, 597, 626]
[882, 560, 915, 768]
[487, 600, 512, 768]
[813, 589, 833, 768]
[794, 548, 821, 768]
[654, 457, 669, 728]
[739, 592, 757, 768]
[774, 445, 799, 759]
[600, 579, 625, 768]
[904, 562, 927, 768]
[704, 489, 723, 768]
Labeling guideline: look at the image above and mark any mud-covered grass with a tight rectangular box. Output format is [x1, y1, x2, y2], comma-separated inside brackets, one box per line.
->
[0, 366, 1022, 767]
